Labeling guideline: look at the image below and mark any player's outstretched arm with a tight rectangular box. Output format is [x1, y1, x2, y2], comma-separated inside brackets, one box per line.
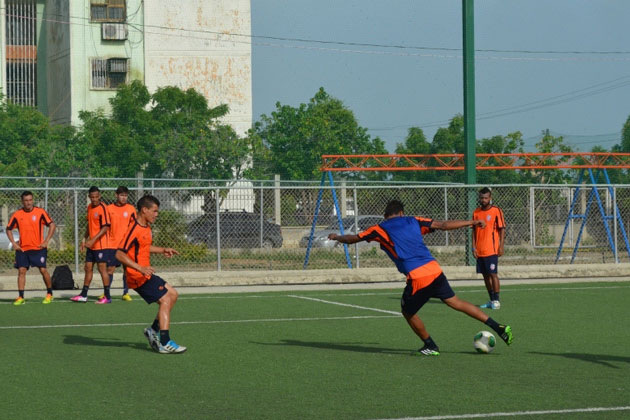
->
[431, 219, 485, 231]
[149, 246, 179, 257]
[328, 233, 363, 244]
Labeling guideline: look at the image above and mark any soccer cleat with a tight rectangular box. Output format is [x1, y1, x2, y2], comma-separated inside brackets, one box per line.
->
[416, 344, 440, 356]
[13, 297, 25, 306]
[95, 297, 112, 304]
[70, 295, 88, 302]
[491, 300, 501, 310]
[479, 301, 493, 309]
[98, 294, 105, 300]
[42, 294, 54, 304]
[122, 293, 133, 302]
[143, 328, 160, 352]
[158, 340, 187, 354]
[498, 325, 513, 345]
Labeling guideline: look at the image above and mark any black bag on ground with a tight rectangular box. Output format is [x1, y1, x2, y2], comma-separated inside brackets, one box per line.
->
[52, 265, 76, 290]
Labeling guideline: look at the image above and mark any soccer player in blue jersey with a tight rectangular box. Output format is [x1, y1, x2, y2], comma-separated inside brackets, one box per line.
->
[328, 200, 513, 356]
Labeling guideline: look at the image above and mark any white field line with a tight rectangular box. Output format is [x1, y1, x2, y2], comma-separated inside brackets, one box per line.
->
[288, 294, 402, 316]
[372, 405, 630, 420]
[2, 284, 630, 305]
[0, 315, 398, 330]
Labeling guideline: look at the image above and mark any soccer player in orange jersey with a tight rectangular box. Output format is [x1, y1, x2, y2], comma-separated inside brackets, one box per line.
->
[473, 187, 506, 310]
[71, 186, 113, 304]
[106, 186, 136, 301]
[5, 191, 56, 305]
[115, 195, 185, 354]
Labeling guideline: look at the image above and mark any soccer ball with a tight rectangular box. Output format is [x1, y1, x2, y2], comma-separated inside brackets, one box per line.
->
[473, 331, 496, 354]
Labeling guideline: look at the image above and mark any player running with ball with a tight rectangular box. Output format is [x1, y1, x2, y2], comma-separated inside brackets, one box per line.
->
[328, 200, 513, 356]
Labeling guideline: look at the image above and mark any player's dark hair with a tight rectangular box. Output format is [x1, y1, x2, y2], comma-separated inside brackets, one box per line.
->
[115, 186, 129, 194]
[384, 200, 404, 217]
[88, 186, 100, 194]
[21, 191, 33, 199]
[137, 195, 160, 211]
[479, 187, 492, 195]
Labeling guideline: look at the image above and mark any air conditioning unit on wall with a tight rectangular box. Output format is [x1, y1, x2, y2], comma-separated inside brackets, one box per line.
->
[102, 23, 128, 40]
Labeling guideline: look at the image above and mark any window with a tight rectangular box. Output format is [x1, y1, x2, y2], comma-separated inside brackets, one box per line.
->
[91, 58, 128, 89]
[91, 0, 126, 22]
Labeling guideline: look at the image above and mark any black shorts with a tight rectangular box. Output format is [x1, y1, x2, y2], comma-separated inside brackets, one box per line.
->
[400, 273, 455, 315]
[85, 248, 113, 264]
[476, 255, 498, 275]
[105, 249, 121, 267]
[134, 275, 169, 304]
[14, 249, 47, 269]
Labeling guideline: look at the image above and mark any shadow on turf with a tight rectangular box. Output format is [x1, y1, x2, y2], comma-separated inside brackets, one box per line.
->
[63, 334, 150, 352]
[252, 339, 417, 355]
[529, 351, 630, 369]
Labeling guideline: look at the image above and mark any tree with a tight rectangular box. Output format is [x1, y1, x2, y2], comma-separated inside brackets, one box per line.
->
[248, 88, 386, 181]
[0, 96, 76, 178]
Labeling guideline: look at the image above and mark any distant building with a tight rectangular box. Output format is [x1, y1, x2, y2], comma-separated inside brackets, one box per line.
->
[0, 0, 252, 135]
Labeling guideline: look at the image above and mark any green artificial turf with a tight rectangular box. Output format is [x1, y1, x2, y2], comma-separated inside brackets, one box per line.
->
[1, 281, 629, 420]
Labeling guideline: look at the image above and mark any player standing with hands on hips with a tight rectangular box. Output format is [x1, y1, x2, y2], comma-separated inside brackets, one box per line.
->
[5, 191, 56, 305]
[473, 187, 506, 310]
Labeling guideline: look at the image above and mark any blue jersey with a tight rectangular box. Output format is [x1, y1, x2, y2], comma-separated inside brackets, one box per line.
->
[358, 216, 436, 276]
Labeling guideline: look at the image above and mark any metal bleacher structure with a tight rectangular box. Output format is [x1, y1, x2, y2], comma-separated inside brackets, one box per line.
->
[303, 153, 630, 268]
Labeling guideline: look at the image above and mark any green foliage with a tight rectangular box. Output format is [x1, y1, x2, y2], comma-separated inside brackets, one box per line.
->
[247, 88, 387, 181]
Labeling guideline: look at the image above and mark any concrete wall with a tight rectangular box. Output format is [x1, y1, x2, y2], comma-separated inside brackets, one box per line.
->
[66, 0, 145, 126]
[143, 0, 252, 136]
[0, 0, 5, 96]
[40, 0, 72, 122]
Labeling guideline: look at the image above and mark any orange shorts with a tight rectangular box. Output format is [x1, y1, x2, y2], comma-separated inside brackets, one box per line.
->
[406, 260, 443, 294]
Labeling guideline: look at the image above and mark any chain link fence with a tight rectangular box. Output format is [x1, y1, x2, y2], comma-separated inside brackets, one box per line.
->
[1, 177, 630, 274]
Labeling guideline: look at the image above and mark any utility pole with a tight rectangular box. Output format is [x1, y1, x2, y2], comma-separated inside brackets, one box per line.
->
[463, 0, 477, 265]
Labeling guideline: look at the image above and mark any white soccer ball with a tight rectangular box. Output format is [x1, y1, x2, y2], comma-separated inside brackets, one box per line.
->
[473, 330, 496, 354]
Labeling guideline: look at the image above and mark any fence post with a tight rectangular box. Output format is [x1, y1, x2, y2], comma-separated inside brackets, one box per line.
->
[73, 189, 80, 275]
[341, 181, 347, 217]
[613, 186, 618, 264]
[274, 175, 281, 225]
[353, 186, 359, 268]
[137, 171, 144, 197]
[444, 186, 449, 246]
[44, 179, 49, 211]
[260, 186, 264, 247]
[529, 187, 534, 247]
[216, 188, 221, 272]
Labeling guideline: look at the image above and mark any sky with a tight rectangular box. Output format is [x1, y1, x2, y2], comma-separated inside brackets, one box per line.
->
[250, 0, 630, 153]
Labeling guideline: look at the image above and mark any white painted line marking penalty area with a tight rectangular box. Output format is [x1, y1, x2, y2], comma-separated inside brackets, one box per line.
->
[289, 295, 401, 316]
[372, 405, 630, 420]
[0, 315, 398, 330]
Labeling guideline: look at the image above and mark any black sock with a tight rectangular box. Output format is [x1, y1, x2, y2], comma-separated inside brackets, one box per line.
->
[488, 290, 493, 300]
[104, 286, 111, 299]
[151, 319, 160, 333]
[46, 288, 53, 295]
[81, 286, 89, 297]
[122, 274, 128, 295]
[109, 274, 114, 287]
[160, 330, 171, 346]
[18, 290, 24, 298]
[422, 336, 437, 348]
[494, 292, 500, 301]
[485, 317, 503, 334]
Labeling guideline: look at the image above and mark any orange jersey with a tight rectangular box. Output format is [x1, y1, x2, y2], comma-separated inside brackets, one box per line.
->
[118, 221, 153, 289]
[107, 203, 136, 249]
[6, 207, 53, 251]
[472, 206, 505, 257]
[87, 202, 111, 250]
